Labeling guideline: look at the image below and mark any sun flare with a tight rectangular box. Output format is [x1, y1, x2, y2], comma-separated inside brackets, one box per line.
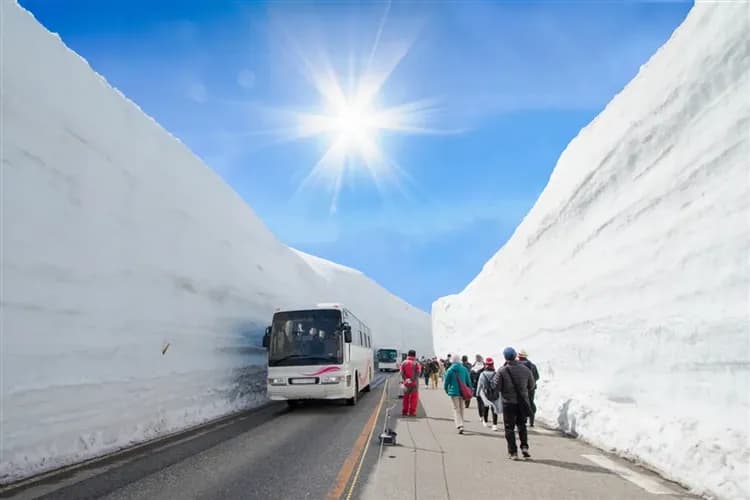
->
[265, 5, 458, 213]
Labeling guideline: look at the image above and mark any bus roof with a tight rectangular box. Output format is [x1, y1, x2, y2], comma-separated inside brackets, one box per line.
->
[273, 303, 346, 313]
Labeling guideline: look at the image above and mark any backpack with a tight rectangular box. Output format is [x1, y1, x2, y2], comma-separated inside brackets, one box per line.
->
[483, 371, 500, 402]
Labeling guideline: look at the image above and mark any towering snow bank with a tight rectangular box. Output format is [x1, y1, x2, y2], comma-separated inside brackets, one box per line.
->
[433, 4, 749, 499]
[0, 2, 430, 483]
[293, 250, 433, 356]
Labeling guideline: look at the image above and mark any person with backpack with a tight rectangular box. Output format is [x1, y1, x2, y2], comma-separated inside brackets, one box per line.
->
[492, 347, 535, 460]
[400, 349, 422, 416]
[444, 357, 473, 434]
[476, 357, 501, 431]
[518, 349, 540, 427]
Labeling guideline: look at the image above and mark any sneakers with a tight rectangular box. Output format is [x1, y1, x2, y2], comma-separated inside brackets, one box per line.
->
[481, 421, 488, 428]
[458, 426, 464, 434]
[508, 453, 519, 460]
[492, 424, 498, 431]
[521, 447, 531, 459]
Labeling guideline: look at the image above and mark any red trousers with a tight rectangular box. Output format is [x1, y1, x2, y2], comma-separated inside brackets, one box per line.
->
[402, 390, 418, 416]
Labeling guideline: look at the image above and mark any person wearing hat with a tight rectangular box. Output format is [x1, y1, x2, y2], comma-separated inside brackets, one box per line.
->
[475, 357, 501, 431]
[492, 347, 536, 460]
[518, 349, 539, 427]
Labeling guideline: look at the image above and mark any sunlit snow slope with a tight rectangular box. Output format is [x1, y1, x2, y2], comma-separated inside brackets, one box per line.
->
[0, 2, 430, 483]
[433, 4, 749, 499]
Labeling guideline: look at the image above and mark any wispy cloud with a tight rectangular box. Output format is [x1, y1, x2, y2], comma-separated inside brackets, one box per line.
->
[237, 69, 256, 90]
[264, 193, 535, 249]
[186, 82, 208, 103]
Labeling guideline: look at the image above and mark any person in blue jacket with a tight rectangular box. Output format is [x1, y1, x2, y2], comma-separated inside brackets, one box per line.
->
[444, 359, 473, 434]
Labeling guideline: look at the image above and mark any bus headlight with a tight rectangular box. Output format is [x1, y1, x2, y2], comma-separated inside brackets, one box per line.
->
[321, 376, 344, 384]
[268, 378, 287, 385]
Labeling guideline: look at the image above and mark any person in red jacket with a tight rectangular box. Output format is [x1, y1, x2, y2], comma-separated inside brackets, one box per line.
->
[400, 350, 422, 416]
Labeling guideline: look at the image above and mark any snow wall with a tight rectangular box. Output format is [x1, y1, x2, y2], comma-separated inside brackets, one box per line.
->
[0, 2, 431, 483]
[432, 4, 749, 499]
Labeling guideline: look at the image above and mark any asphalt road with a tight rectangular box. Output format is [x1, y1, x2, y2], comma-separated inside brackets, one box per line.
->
[2, 373, 394, 500]
[1, 373, 694, 500]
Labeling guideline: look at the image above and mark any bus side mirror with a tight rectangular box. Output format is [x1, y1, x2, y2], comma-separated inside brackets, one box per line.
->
[342, 323, 352, 343]
[262, 326, 271, 348]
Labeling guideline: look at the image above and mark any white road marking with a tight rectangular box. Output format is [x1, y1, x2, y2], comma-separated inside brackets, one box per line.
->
[582, 454, 675, 495]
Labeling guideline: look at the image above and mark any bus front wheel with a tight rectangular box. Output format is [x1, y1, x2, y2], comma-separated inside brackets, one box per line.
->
[346, 378, 359, 406]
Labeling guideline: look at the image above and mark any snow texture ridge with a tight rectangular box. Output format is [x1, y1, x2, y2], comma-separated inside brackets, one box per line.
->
[0, 1, 430, 483]
[432, 4, 749, 499]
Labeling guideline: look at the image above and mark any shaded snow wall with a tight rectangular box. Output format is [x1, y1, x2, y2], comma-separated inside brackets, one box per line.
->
[432, 4, 749, 499]
[0, 2, 430, 483]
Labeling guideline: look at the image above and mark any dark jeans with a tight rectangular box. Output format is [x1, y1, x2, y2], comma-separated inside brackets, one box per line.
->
[482, 404, 498, 425]
[529, 389, 537, 425]
[502, 403, 528, 454]
[476, 396, 485, 419]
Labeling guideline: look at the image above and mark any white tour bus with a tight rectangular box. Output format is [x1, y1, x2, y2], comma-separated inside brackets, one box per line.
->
[263, 303, 374, 406]
[376, 348, 400, 372]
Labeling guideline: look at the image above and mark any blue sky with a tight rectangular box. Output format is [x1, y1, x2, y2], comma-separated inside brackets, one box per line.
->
[20, 0, 692, 311]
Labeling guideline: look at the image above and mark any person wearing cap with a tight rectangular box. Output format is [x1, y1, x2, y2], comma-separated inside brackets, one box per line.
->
[400, 349, 422, 417]
[518, 349, 540, 427]
[492, 347, 535, 459]
[475, 357, 501, 430]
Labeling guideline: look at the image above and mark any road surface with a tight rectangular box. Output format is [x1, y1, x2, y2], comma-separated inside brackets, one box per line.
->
[1, 372, 696, 499]
[1, 374, 391, 500]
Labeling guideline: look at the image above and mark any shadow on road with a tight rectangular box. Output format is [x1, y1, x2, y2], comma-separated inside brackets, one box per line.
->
[524, 458, 614, 474]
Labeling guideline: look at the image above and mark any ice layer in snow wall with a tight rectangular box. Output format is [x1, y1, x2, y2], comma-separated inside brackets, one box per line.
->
[0, 2, 431, 483]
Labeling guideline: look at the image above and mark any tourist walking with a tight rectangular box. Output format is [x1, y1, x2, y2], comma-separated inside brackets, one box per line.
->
[444, 358, 473, 434]
[518, 349, 540, 427]
[476, 357, 501, 431]
[492, 347, 535, 459]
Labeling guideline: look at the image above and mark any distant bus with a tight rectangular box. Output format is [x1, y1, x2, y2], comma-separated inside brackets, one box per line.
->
[263, 303, 373, 407]
[376, 348, 400, 372]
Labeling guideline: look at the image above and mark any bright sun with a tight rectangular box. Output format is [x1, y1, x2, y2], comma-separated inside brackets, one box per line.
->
[273, 5, 453, 213]
[334, 100, 376, 151]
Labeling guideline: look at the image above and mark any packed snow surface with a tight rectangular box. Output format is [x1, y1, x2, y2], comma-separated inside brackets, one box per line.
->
[0, 2, 430, 483]
[433, 4, 749, 499]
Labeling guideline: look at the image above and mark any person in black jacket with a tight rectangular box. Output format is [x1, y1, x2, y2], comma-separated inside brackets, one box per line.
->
[492, 347, 535, 460]
[518, 349, 539, 427]
[423, 358, 433, 388]
[461, 355, 473, 408]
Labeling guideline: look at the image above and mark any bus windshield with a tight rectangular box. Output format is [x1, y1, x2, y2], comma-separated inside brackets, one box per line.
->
[377, 349, 398, 362]
[268, 309, 343, 366]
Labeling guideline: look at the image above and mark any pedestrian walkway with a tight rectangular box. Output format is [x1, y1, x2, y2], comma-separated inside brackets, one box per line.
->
[359, 387, 694, 500]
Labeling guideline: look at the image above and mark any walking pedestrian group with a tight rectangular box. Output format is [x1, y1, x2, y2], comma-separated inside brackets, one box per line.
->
[400, 346, 540, 460]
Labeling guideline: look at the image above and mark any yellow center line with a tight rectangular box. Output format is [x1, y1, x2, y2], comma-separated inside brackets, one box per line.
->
[326, 378, 389, 500]
[346, 378, 389, 500]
